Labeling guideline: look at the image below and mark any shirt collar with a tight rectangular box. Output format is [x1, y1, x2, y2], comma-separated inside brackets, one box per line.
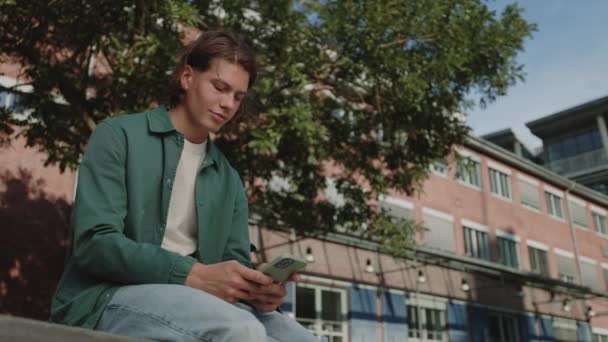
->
[147, 105, 220, 168]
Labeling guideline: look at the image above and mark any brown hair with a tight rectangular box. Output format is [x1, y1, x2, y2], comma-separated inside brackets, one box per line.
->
[168, 30, 257, 107]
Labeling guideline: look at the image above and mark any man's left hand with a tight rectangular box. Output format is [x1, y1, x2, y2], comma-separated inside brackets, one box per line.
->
[249, 273, 300, 312]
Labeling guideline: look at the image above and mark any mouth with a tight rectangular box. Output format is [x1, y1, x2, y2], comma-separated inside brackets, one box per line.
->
[210, 110, 227, 122]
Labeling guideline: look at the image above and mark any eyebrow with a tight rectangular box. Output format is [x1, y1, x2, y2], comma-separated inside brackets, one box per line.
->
[213, 67, 248, 96]
[211, 77, 248, 96]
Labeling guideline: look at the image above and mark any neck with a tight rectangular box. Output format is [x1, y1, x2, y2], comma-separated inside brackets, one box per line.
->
[168, 104, 209, 144]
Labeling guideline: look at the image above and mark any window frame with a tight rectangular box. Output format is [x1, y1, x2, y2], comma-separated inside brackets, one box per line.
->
[430, 158, 449, 177]
[555, 249, 577, 284]
[489, 166, 512, 200]
[545, 190, 564, 220]
[462, 220, 490, 261]
[592, 210, 608, 235]
[496, 231, 520, 269]
[518, 175, 541, 211]
[407, 294, 448, 342]
[293, 283, 348, 342]
[487, 311, 521, 342]
[455, 152, 482, 190]
[528, 245, 550, 277]
[553, 318, 578, 342]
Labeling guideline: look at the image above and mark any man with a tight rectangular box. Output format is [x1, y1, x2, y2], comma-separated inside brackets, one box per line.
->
[51, 30, 318, 342]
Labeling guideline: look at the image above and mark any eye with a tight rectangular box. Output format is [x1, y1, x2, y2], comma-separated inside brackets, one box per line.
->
[213, 82, 227, 92]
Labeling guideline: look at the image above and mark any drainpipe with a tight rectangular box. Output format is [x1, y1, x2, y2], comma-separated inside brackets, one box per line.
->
[563, 180, 586, 317]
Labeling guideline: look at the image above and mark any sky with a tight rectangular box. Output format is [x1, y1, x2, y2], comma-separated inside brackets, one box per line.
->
[467, 0, 608, 150]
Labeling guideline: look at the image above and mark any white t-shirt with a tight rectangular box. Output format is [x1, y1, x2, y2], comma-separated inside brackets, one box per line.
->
[161, 139, 207, 256]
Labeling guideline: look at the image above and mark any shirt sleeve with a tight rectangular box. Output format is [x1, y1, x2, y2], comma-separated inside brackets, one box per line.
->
[71, 121, 196, 285]
[221, 169, 254, 268]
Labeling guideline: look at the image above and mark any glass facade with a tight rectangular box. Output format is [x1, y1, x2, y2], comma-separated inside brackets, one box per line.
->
[545, 129, 603, 162]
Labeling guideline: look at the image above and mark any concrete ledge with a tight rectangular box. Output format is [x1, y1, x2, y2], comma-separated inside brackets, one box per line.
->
[0, 315, 140, 341]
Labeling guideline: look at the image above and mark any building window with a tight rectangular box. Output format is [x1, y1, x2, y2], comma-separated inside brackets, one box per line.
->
[463, 226, 490, 260]
[456, 156, 482, 189]
[553, 318, 577, 342]
[407, 305, 446, 341]
[430, 159, 448, 177]
[378, 195, 413, 224]
[488, 312, 520, 342]
[423, 208, 455, 252]
[593, 332, 608, 342]
[497, 236, 519, 269]
[489, 168, 511, 199]
[519, 178, 540, 210]
[295, 284, 347, 341]
[604, 268, 608, 290]
[556, 252, 577, 284]
[580, 259, 600, 290]
[568, 199, 588, 228]
[593, 212, 608, 235]
[0, 91, 9, 108]
[545, 192, 564, 219]
[528, 246, 550, 277]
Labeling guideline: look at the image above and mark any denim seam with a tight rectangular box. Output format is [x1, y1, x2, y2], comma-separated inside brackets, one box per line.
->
[105, 304, 212, 342]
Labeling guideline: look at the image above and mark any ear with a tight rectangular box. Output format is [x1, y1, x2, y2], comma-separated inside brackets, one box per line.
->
[179, 65, 194, 91]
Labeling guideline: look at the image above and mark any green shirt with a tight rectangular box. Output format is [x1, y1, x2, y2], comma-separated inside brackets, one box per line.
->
[50, 106, 252, 328]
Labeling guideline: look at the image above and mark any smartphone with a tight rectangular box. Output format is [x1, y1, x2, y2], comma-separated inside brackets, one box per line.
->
[260, 254, 309, 283]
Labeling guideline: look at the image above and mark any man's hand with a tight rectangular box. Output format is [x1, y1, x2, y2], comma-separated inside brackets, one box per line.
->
[249, 273, 301, 313]
[185, 261, 273, 303]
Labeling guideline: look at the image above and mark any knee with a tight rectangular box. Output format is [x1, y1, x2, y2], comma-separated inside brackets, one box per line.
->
[225, 316, 265, 341]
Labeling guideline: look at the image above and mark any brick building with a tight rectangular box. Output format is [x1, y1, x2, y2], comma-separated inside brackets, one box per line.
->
[2, 68, 608, 341]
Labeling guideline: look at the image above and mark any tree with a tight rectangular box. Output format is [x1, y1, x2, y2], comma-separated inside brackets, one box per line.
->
[0, 0, 535, 251]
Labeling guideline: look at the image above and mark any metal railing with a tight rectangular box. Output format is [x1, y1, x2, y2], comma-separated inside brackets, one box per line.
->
[545, 149, 608, 176]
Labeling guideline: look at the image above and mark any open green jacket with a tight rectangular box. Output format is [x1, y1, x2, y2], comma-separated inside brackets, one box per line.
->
[50, 106, 252, 328]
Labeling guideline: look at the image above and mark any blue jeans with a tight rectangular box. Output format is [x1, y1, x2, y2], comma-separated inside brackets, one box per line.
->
[96, 284, 319, 342]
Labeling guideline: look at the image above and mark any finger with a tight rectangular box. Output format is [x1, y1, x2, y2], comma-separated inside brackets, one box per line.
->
[233, 277, 263, 294]
[225, 287, 252, 302]
[263, 283, 287, 297]
[251, 299, 277, 313]
[239, 266, 273, 285]
[250, 290, 283, 303]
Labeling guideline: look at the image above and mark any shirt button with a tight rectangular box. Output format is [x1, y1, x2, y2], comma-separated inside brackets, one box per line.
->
[197, 201, 204, 207]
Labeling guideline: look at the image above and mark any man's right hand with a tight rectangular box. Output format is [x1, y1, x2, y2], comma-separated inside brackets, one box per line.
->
[185, 261, 274, 303]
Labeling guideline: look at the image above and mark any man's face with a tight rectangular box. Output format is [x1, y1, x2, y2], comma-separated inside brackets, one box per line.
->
[181, 58, 250, 134]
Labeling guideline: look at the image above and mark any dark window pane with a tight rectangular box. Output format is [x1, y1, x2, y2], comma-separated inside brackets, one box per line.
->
[489, 315, 501, 340]
[321, 290, 341, 321]
[563, 137, 577, 158]
[577, 132, 594, 153]
[547, 142, 562, 161]
[592, 130, 603, 149]
[296, 287, 316, 319]
[0, 91, 8, 107]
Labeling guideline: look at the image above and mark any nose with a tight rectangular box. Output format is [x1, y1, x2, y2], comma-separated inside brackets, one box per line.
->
[219, 93, 236, 112]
